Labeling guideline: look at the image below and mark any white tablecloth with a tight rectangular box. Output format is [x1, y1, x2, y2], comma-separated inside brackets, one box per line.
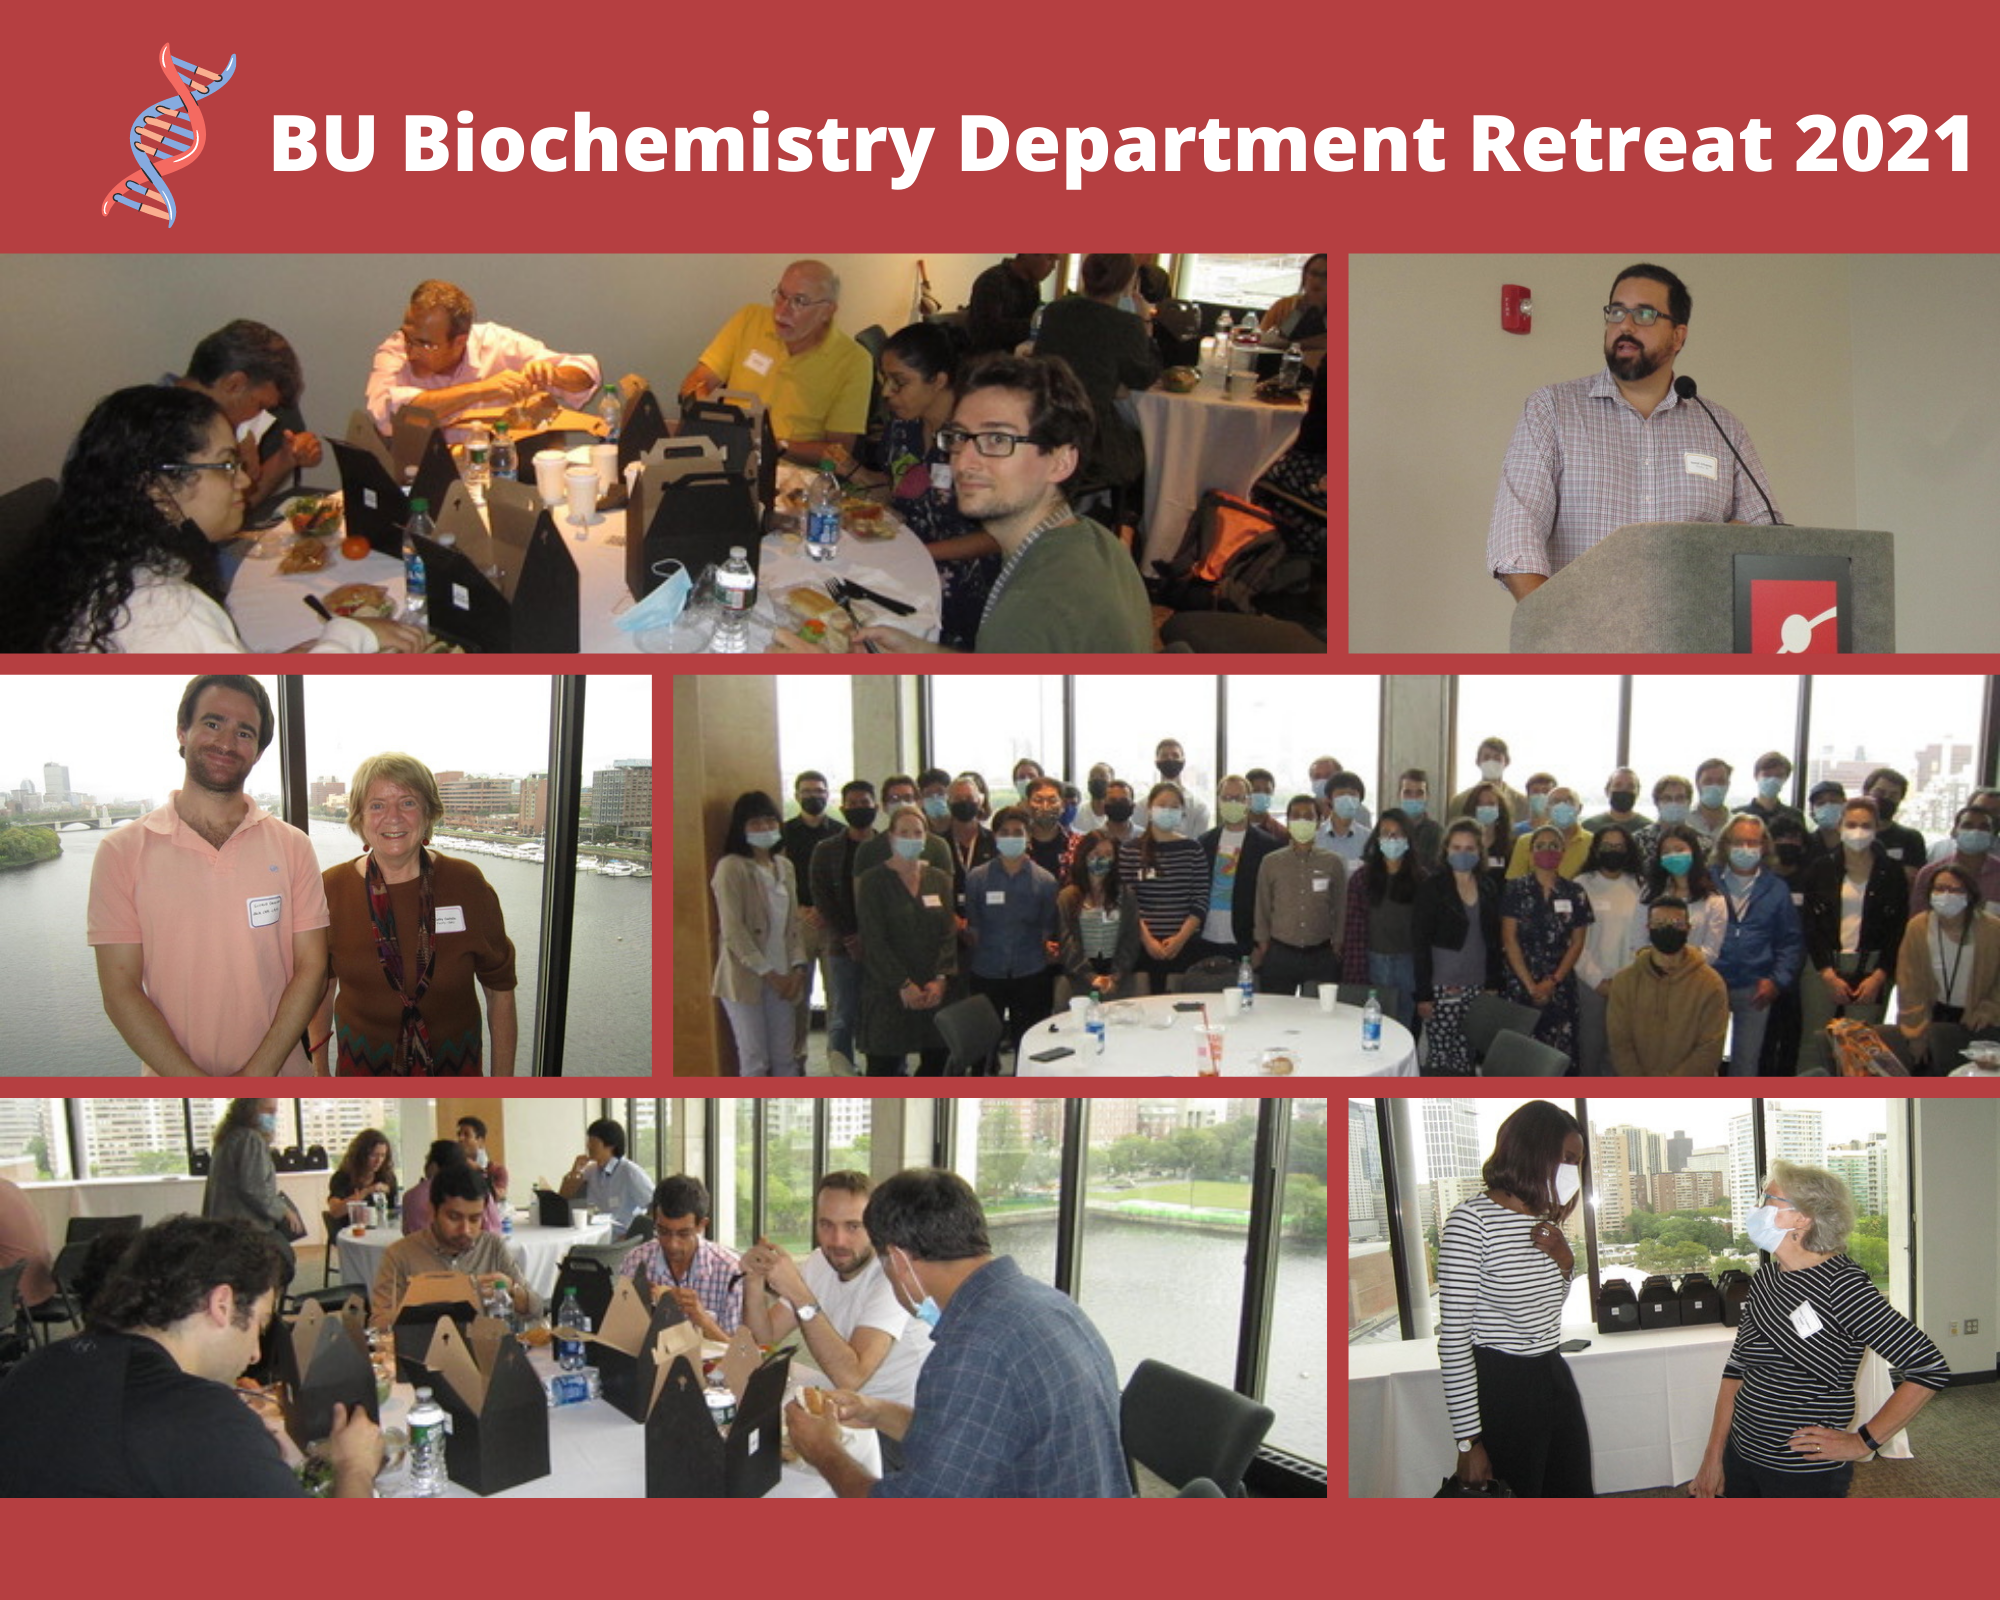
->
[1347, 1322, 1735, 1496]
[338, 1221, 610, 1303]
[1014, 994, 1413, 1077]
[228, 501, 941, 654]
[379, 1352, 877, 1498]
[1127, 365, 1305, 566]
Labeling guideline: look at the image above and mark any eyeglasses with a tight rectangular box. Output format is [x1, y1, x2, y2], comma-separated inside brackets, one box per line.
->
[772, 288, 831, 312]
[158, 459, 244, 476]
[937, 427, 1038, 459]
[1603, 304, 1675, 327]
[401, 326, 455, 352]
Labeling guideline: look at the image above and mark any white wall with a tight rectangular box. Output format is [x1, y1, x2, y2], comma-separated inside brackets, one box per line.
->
[485, 1097, 597, 1197]
[1913, 1097, 1999, 1379]
[1348, 253, 1998, 653]
[0, 253, 1000, 490]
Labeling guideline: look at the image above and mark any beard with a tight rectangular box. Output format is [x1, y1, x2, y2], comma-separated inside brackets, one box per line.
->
[182, 746, 249, 795]
[828, 1244, 875, 1282]
[1605, 334, 1667, 382]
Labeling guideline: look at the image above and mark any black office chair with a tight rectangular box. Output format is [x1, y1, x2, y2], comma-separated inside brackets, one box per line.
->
[933, 994, 1004, 1077]
[26, 1240, 93, 1344]
[1177, 1477, 1227, 1497]
[619, 1213, 653, 1242]
[1166, 956, 1240, 995]
[1464, 993, 1543, 1059]
[322, 1211, 349, 1288]
[566, 1238, 646, 1274]
[1121, 1358, 1274, 1498]
[65, 1214, 141, 1244]
[852, 322, 888, 434]
[1480, 1028, 1572, 1077]
[1160, 613, 1327, 654]
[0, 1260, 30, 1372]
[285, 1283, 370, 1319]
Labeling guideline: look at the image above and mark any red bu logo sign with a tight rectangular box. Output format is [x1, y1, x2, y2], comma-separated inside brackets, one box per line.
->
[1751, 579, 1841, 655]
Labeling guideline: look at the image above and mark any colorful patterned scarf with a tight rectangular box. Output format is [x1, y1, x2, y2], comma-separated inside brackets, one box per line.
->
[364, 848, 437, 1075]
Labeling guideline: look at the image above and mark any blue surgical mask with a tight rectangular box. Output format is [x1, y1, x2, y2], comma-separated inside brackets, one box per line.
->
[1248, 792, 1274, 814]
[1660, 850, 1694, 878]
[1150, 807, 1184, 833]
[1117, 292, 1140, 316]
[1657, 801, 1689, 825]
[1310, 777, 1331, 801]
[1745, 1204, 1794, 1254]
[1958, 829, 1995, 855]
[1475, 804, 1500, 828]
[1087, 855, 1113, 876]
[1700, 784, 1728, 810]
[257, 1113, 277, 1135]
[921, 794, 949, 821]
[746, 828, 782, 851]
[1757, 776, 1784, 800]
[1446, 848, 1480, 873]
[1549, 802, 1579, 828]
[1400, 796, 1427, 819]
[1728, 846, 1763, 874]
[1528, 792, 1549, 817]
[1333, 795, 1361, 820]
[891, 835, 926, 861]
[1378, 836, 1409, 861]
[995, 836, 1028, 859]
[893, 1250, 942, 1329]
[1813, 803, 1843, 830]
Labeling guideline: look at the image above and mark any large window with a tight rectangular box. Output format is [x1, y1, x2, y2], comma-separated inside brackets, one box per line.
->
[1268, 1100, 1330, 1464]
[1455, 675, 1623, 809]
[1072, 678, 1219, 814]
[0, 674, 648, 1076]
[1175, 253, 1317, 310]
[951, 1098, 1065, 1287]
[0, 1098, 69, 1181]
[1227, 677, 1377, 807]
[1800, 675, 1988, 841]
[775, 675, 855, 804]
[925, 677, 1068, 807]
[1628, 675, 1801, 808]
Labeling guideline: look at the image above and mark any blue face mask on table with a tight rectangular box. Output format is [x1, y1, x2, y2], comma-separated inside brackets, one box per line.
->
[614, 560, 692, 634]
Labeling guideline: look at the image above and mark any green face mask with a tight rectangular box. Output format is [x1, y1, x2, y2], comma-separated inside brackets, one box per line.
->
[1218, 800, 1249, 825]
[1287, 819, 1318, 844]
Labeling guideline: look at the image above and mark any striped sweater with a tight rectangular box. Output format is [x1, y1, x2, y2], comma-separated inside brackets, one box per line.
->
[1722, 1253, 1949, 1472]
[1437, 1194, 1572, 1440]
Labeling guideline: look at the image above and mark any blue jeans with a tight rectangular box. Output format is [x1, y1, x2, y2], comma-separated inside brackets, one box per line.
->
[1725, 985, 1772, 1076]
[823, 946, 862, 1064]
[1368, 952, 1418, 1032]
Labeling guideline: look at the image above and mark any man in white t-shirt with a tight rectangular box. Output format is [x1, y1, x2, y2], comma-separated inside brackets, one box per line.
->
[738, 1172, 931, 1409]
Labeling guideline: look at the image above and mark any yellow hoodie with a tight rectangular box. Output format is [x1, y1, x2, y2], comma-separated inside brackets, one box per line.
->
[1606, 944, 1730, 1076]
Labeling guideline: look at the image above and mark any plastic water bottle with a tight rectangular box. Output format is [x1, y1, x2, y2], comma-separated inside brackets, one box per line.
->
[1238, 956, 1256, 1013]
[1361, 990, 1383, 1053]
[555, 1287, 590, 1371]
[1085, 995, 1106, 1056]
[499, 1207, 513, 1239]
[402, 498, 431, 626]
[597, 383, 623, 441]
[407, 1386, 448, 1496]
[805, 463, 843, 563]
[481, 1275, 514, 1330]
[545, 1368, 602, 1407]
[714, 546, 756, 653]
[1279, 342, 1305, 390]
[1213, 309, 1234, 349]
[490, 422, 516, 486]
[464, 429, 491, 503]
[1029, 303, 1046, 345]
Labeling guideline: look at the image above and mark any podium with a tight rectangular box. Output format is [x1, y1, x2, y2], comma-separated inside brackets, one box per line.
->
[1508, 524, 1895, 654]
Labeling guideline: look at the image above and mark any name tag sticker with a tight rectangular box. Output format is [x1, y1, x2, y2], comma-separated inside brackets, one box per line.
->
[921, 894, 943, 908]
[930, 461, 954, 492]
[1887, 847, 1905, 860]
[1554, 899, 1573, 916]
[744, 349, 774, 376]
[1312, 877, 1332, 894]
[1683, 451, 1719, 480]
[434, 905, 467, 934]
[985, 890, 1007, 906]
[247, 894, 281, 929]
[1791, 892, 1805, 907]
[1789, 1300, 1824, 1339]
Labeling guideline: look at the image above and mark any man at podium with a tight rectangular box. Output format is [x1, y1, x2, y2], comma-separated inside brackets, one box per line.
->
[1486, 264, 1782, 600]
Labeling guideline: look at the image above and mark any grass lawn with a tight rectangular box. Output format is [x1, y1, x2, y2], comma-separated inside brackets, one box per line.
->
[1088, 1179, 1254, 1210]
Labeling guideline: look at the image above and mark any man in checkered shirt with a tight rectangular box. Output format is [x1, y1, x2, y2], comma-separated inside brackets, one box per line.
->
[1487, 263, 1781, 600]
[783, 1168, 1131, 1497]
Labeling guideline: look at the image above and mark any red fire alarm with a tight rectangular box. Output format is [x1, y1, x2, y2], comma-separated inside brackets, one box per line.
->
[1501, 285, 1533, 334]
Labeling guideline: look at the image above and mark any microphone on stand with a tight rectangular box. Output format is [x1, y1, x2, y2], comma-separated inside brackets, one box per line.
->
[1673, 376, 1782, 526]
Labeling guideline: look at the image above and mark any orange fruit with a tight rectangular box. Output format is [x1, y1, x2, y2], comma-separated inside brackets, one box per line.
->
[341, 534, 373, 561]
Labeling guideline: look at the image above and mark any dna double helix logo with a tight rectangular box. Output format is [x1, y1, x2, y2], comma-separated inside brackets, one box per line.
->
[101, 43, 237, 228]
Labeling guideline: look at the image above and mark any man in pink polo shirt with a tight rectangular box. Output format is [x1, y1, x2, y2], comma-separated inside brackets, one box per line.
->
[86, 676, 328, 1076]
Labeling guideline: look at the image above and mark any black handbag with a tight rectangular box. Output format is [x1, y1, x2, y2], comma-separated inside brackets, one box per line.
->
[1435, 1474, 1515, 1497]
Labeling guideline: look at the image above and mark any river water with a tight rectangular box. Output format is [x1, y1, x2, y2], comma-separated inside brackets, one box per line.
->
[992, 1213, 1327, 1467]
[0, 821, 651, 1075]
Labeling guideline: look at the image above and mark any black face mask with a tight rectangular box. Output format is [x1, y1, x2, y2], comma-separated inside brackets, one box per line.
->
[1596, 849, 1630, 872]
[1103, 799, 1136, 824]
[1774, 842, 1806, 868]
[1087, 778, 1109, 801]
[1608, 790, 1638, 813]
[1871, 794, 1900, 821]
[1156, 759, 1185, 779]
[799, 795, 827, 816]
[842, 806, 877, 831]
[1649, 928, 1690, 956]
[948, 799, 981, 823]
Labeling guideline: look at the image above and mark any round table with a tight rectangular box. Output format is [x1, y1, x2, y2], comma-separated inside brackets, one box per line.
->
[1015, 994, 1415, 1077]
[338, 1220, 611, 1303]
[376, 1350, 878, 1498]
[1126, 366, 1305, 567]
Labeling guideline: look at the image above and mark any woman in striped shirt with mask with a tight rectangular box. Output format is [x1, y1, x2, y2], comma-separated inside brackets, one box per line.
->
[1437, 1101, 1592, 1496]
[1689, 1161, 1948, 1497]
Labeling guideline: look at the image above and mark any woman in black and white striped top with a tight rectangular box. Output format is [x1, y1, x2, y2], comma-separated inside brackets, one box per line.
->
[1436, 1101, 1593, 1496]
[1690, 1160, 1948, 1498]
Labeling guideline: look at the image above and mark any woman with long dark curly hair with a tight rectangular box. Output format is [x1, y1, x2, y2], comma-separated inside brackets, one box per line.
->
[0, 386, 417, 653]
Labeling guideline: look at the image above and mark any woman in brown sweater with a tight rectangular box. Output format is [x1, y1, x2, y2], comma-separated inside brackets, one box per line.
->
[316, 753, 518, 1076]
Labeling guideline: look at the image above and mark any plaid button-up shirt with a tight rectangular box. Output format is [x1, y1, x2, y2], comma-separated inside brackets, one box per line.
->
[1487, 370, 1780, 580]
[620, 1237, 742, 1332]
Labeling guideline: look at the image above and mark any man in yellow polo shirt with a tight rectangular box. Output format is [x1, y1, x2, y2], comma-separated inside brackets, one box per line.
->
[680, 259, 872, 464]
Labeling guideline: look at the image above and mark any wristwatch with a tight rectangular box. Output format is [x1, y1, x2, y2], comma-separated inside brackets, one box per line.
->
[1455, 1435, 1479, 1454]
[796, 1302, 822, 1325]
